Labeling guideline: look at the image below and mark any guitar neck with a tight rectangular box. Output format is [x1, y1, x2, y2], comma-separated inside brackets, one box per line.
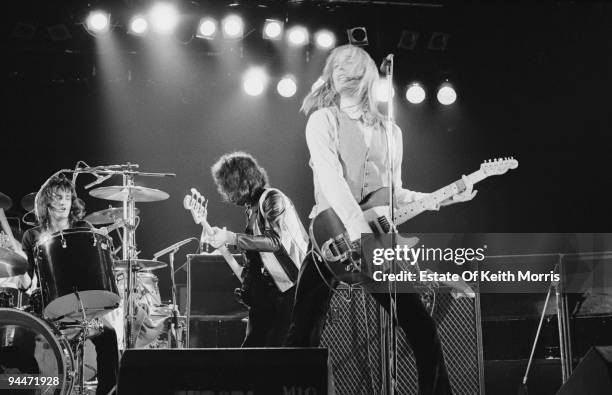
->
[394, 169, 485, 226]
[199, 221, 244, 282]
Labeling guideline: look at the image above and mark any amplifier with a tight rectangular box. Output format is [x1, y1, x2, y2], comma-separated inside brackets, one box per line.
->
[185, 253, 248, 346]
[321, 286, 483, 395]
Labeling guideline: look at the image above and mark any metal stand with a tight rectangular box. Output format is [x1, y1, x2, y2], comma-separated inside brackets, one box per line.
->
[556, 254, 573, 382]
[380, 54, 400, 395]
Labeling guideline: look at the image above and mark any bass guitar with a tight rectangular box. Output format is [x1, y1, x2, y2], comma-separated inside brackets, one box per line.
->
[183, 188, 243, 281]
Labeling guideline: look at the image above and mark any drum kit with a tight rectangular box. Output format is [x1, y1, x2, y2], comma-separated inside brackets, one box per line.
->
[0, 163, 189, 394]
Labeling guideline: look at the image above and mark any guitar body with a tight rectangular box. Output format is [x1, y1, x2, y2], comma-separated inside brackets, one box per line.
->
[310, 188, 397, 286]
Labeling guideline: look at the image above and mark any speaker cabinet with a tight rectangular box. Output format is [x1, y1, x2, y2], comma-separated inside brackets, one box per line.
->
[321, 286, 483, 395]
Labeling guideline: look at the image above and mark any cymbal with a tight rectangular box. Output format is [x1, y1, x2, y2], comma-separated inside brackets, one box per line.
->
[85, 207, 140, 225]
[21, 192, 36, 212]
[90, 186, 169, 202]
[0, 192, 12, 210]
[114, 259, 167, 271]
[0, 247, 27, 278]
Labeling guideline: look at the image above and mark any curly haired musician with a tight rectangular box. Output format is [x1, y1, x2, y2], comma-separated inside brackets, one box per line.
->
[204, 152, 309, 347]
[21, 175, 119, 395]
[284, 45, 476, 395]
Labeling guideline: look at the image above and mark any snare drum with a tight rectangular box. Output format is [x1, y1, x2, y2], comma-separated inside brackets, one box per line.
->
[35, 228, 120, 321]
[0, 307, 75, 394]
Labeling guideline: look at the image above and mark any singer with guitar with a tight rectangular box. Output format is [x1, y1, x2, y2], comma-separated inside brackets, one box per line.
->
[202, 152, 309, 347]
[284, 45, 477, 395]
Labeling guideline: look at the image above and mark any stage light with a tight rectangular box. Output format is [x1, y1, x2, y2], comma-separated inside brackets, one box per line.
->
[243, 67, 268, 96]
[149, 3, 179, 34]
[128, 15, 148, 36]
[405, 83, 426, 104]
[263, 19, 283, 40]
[86, 10, 111, 34]
[376, 78, 395, 102]
[287, 26, 308, 46]
[277, 76, 297, 98]
[437, 82, 457, 105]
[222, 15, 244, 39]
[398, 30, 419, 50]
[428, 32, 450, 51]
[314, 30, 335, 49]
[196, 17, 217, 39]
[347, 27, 368, 46]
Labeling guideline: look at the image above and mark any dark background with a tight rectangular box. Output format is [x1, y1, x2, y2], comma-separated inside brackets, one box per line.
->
[2, 1, 612, 393]
[2, 0, 611, 294]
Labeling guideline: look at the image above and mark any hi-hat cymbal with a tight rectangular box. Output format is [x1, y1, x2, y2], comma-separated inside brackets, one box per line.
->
[85, 207, 140, 225]
[114, 259, 167, 271]
[0, 192, 12, 210]
[0, 247, 27, 278]
[90, 186, 169, 202]
[21, 192, 36, 212]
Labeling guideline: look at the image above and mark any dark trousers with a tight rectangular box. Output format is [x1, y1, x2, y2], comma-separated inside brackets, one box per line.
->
[241, 271, 295, 347]
[284, 252, 452, 395]
[90, 328, 119, 395]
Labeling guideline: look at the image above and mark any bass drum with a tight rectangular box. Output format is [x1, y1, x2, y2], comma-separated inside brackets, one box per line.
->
[0, 308, 75, 395]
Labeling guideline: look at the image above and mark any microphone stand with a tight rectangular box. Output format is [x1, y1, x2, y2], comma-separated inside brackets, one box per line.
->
[381, 54, 398, 395]
[153, 238, 197, 348]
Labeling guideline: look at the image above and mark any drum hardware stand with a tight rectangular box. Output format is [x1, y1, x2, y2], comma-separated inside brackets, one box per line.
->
[153, 238, 197, 349]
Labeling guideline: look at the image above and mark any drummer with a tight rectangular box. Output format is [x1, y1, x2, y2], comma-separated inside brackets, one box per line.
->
[21, 175, 119, 395]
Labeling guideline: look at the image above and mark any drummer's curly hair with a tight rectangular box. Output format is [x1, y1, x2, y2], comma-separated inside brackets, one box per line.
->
[35, 175, 85, 230]
[211, 152, 269, 206]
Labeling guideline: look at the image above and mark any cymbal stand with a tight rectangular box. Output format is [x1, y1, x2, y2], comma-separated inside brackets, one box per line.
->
[121, 167, 138, 349]
[75, 163, 176, 348]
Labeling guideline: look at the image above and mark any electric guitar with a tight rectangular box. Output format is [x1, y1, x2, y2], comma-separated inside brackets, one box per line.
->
[183, 188, 243, 281]
[311, 157, 519, 285]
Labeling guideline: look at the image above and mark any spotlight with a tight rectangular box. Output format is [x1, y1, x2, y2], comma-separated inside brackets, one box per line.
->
[287, 26, 309, 46]
[277, 76, 297, 98]
[375, 78, 395, 103]
[196, 17, 217, 39]
[12, 22, 37, 40]
[86, 10, 111, 34]
[263, 19, 283, 40]
[428, 32, 450, 51]
[222, 15, 244, 39]
[314, 30, 335, 49]
[128, 15, 148, 36]
[347, 27, 368, 46]
[243, 67, 268, 97]
[48, 25, 72, 41]
[405, 83, 426, 104]
[398, 30, 419, 50]
[149, 3, 179, 34]
[437, 82, 457, 105]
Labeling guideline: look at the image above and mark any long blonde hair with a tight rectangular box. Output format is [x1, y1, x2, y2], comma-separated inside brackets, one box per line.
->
[301, 44, 385, 128]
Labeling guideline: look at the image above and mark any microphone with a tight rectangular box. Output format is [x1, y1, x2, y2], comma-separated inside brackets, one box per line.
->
[84, 173, 112, 190]
[380, 54, 394, 73]
[152, 238, 198, 260]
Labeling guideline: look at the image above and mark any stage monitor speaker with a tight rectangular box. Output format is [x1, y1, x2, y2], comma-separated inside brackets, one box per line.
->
[556, 346, 612, 395]
[117, 348, 330, 395]
[321, 285, 483, 395]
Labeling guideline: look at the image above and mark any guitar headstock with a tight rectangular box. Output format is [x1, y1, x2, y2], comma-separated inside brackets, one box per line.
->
[183, 188, 208, 226]
[480, 157, 518, 176]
